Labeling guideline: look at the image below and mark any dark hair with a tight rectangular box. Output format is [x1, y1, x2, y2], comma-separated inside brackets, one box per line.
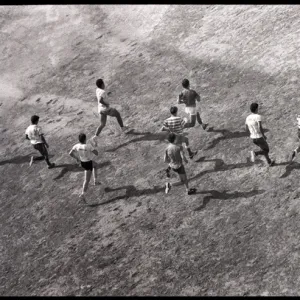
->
[31, 115, 39, 124]
[96, 78, 104, 89]
[170, 106, 178, 115]
[182, 78, 190, 88]
[168, 133, 176, 143]
[78, 133, 87, 144]
[250, 103, 259, 113]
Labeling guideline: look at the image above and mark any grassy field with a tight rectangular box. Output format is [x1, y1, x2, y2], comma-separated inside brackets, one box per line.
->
[1, 5, 300, 296]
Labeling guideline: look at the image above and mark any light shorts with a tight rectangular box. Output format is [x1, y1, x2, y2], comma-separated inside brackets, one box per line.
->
[185, 106, 197, 116]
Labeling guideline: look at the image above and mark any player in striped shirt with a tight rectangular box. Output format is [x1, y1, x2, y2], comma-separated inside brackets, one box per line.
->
[290, 115, 300, 162]
[161, 106, 197, 159]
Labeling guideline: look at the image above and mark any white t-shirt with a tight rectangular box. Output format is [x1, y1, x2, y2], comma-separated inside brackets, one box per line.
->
[71, 143, 94, 162]
[25, 124, 43, 144]
[245, 113, 262, 139]
[96, 88, 109, 113]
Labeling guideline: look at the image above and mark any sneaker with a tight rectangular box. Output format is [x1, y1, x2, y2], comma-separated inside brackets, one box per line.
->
[268, 160, 275, 167]
[48, 163, 55, 169]
[250, 151, 255, 163]
[189, 150, 198, 159]
[29, 156, 34, 166]
[93, 181, 101, 186]
[165, 182, 171, 194]
[202, 123, 208, 130]
[187, 188, 197, 195]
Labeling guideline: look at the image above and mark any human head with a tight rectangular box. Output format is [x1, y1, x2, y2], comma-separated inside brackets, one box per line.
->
[96, 78, 105, 89]
[170, 106, 178, 116]
[250, 103, 259, 113]
[78, 133, 87, 144]
[182, 78, 190, 89]
[168, 132, 176, 144]
[31, 115, 39, 124]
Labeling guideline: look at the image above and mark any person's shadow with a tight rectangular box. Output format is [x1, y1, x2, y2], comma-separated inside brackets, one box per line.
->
[53, 161, 111, 180]
[105, 129, 174, 152]
[279, 161, 300, 178]
[193, 189, 266, 211]
[0, 154, 55, 166]
[205, 127, 269, 150]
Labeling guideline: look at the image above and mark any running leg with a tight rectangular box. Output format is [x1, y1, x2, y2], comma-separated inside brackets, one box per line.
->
[95, 113, 107, 136]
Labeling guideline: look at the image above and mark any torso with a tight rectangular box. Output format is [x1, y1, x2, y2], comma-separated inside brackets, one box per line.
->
[163, 116, 185, 135]
[25, 124, 43, 144]
[180, 88, 198, 107]
[96, 88, 109, 113]
[166, 143, 183, 169]
[72, 143, 93, 162]
[246, 113, 262, 139]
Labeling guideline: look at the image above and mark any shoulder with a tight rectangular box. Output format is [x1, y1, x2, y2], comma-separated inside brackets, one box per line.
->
[97, 88, 105, 96]
[255, 114, 262, 121]
[72, 143, 80, 150]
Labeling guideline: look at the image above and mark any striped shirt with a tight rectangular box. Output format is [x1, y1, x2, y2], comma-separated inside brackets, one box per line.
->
[163, 116, 186, 135]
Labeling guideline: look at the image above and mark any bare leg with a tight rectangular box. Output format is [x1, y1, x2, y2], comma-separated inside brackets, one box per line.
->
[95, 113, 107, 136]
[185, 115, 196, 127]
[92, 162, 99, 185]
[178, 173, 189, 192]
[81, 170, 92, 196]
[110, 108, 124, 128]
[197, 112, 208, 129]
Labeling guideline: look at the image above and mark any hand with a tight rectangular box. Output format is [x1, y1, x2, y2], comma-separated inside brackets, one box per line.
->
[45, 143, 49, 148]
[94, 150, 99, 156]
[184, 158, 188, 164]
[263, 136, 267, 140]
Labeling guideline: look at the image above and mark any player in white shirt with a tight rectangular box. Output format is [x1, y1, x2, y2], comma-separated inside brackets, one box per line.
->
[94, 78, 129, 138]
[25, 115, 55, 168]
[290, 115, 300, 162]
[245, 103, 274, 166]
[69, 133, 99, 202]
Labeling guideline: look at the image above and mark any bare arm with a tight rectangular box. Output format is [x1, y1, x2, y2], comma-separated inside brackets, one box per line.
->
[161, 125, 170, 132]
[178, 92, 185, 104]
[25, 134, 30, 140]
[99, 96, 109, 107]
[69, 149, 80, 162]
[180, 149, 188, 164]
[245, 124, 250, 134]
[258, 121, 267, 139]
[195, 92, 201, 103]
[92, 149, 99, 156]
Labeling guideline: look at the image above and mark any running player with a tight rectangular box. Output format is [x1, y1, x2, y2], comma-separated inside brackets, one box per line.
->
[177, 78, 208, 130]
[94, 78, 129, 137]
[69, 133, 99, 201]
[164, 133, 196, 195]
[161, 106, 197, 159]
[290, 114, 300, 162]
[25, 115, 55, 169]
[245, 103, 275, 166]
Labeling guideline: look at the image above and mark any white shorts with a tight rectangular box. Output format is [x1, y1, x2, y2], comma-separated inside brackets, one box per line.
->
[185, 106, 198, 116]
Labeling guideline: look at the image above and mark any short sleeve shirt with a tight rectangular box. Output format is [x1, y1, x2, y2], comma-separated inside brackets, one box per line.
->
[245, 113, 262, 139]
[179, 88, 199, 107]
[166, 143, 183, 169]
[163, 116, 186, 135]
[25, 124, 43, 144]
[71, 143, 94, 162]
[96, 88, 109, 113]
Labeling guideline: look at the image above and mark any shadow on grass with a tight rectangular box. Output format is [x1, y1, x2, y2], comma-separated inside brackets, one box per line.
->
[87, 157, 261, 207]
[205, 127, 269, 150]
[105, 130, 173, 152]
[279, 161, 300, 178]
[0, 154, 54, 166]
[53, 161, 111, 180]
[194, 189, 266, 211]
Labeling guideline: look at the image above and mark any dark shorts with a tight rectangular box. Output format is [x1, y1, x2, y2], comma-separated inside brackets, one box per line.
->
[174, 134, 188, 146]
[252, 137, 269, 152]
[81, 160, 93, 171]
[172, 164, 186, 175]
[33, 143, 48, 156]
[100, 107, 117, 117]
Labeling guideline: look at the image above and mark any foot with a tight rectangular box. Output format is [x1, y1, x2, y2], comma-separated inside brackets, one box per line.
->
[29, 156, 34, 166]
[93, 181, 101, 186]
[202, 123, 208, 130]
[189, 150, 198, 159]
[268, 160, 275, 167]
[250, 151, 255, 163]
[165, 182, 171, 194]
[48, 163, 55, 169]
[79, 193, 87, 203]
[121, 126, 131, 134]
[187, 188, 197, 195]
